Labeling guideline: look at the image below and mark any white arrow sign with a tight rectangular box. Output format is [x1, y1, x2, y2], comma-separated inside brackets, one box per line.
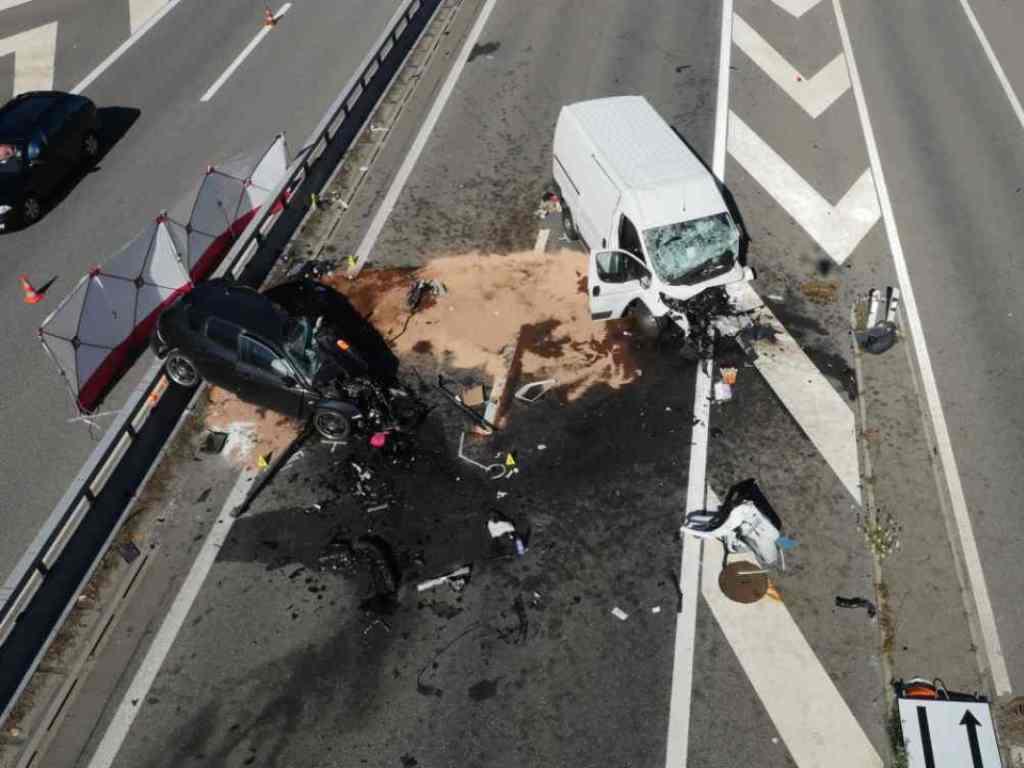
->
[0, 22, 58, 95]
[727, 111, 880, 265]
[733, 15, 850, 118]
[771, 0, 825, 18]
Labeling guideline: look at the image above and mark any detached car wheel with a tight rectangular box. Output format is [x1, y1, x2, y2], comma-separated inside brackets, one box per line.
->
[313, 406, 352, 442]
[21, 196, 42, 226]
[165, 350, 200, 387]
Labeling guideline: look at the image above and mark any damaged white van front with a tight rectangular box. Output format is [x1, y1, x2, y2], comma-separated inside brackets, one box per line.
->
[552, 95, 753, 337]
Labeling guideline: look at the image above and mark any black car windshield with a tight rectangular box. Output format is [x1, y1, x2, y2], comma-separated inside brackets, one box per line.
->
[642, 212, 739, 286]
[282, 317, 321, 379]
[0, 143, 22, 174]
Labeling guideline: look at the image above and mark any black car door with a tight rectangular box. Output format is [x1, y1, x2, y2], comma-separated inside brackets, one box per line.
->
[199, 316, 242, 388]
[25, 127, 62, 196]
[235, 334, 306, 418]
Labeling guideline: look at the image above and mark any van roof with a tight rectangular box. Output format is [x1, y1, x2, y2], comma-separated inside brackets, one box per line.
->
[561, 96, 725, 226]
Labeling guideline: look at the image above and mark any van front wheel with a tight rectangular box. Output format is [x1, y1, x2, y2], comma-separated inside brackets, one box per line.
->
[561, 205, 579, 242]
[627, 302, 663, 339]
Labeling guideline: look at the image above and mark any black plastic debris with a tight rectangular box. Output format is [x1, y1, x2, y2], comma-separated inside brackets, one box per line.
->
[118, 541, 141, 564]
[835, 595, 877, 618]
[195, 487, 212, 503]
[406, 279, 446, 312]
[200, 431, 229, 454]
[856, 322, 897, 355]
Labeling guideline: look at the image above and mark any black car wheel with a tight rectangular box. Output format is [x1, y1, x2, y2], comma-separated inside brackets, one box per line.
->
[166, 350, 200, 387]
[561, 205, 579, 242]
[314, 405, 352, 442]
[626, 301, 663, 339]
[82, 131, 100, 163]
[21, 195, 42, 226]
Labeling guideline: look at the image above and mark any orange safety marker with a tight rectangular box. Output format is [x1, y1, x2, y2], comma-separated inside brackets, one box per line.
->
[19, 274, 43, 304]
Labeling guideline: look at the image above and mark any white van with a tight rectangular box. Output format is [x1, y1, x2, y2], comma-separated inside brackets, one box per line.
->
[552, 96, 753, 334]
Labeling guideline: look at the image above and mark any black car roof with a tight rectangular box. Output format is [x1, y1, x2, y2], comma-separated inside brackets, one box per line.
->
[0, 92, 80, 139]
[181, 279, 287, 345]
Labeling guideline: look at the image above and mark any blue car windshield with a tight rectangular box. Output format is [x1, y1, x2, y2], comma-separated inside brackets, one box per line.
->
[643, 212, 739, 285]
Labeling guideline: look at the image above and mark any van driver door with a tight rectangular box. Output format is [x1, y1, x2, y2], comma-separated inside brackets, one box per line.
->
[587, 249, 650, 320]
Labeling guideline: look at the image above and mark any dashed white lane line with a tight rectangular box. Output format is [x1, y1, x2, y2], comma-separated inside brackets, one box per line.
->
[351, 0, 500, 274]
[663, 359, 712, 768]
[834, 0, 1012, 696]
[955, 0, 1024, 134]
[727, 112, 880, 266]
[87, 470, 254, 768]
[200, 3, 291, 103]
[732, 14, 849, 119]
[533, 227, 550, 254]
[700, 497, 882, 768]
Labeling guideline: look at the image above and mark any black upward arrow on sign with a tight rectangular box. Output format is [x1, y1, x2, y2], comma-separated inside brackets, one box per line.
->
[960, 710, 984, 768]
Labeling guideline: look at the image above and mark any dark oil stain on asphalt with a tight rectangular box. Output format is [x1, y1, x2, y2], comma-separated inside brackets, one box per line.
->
[468, 678, 500, 701]
[467, 41, 500, 63]
[805, 347, 858, 401]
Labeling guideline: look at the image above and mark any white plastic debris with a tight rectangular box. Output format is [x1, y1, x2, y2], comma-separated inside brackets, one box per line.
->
[417, 565, 472, 593]
[611, 606, 629, 621]
[488, 520, 516, 538]
[537, 444, 547, 451]
[651, 606, 662, 614]
[714, 381, 732, 402]
[496, 491, 508, 500]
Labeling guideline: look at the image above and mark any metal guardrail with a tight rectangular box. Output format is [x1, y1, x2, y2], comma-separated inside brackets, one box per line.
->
[0, 0, 443, 725]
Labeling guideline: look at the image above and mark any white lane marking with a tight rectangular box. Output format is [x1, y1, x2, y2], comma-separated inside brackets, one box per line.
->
[351, 0, 499, 274]
[87, 470, 254, 768]
[129, 0, 167, 34]
[771, 0, 825, 17]
[533, 227, 550, 254]
[0, 22, 57, 94]
[833, 0, 1012, 696]
[701, 492, 882, 768]
[956, 0, 1024, 133]
[733, 14, 849, 118]
[199, 3, 291, 103]
[0, 0, 34, 11]
[728, 111, 879, 265]
[732, 282, 862, 502]
[711, 0, 733, 179]
[663, 359, 712, 768]
[73, 0, 184, 93]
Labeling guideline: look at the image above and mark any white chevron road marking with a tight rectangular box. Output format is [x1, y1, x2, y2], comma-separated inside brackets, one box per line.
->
[728, 111, 879, 265]
[130, 0, 167, 33]
[702, 493, 882, 768]
[771, 0, 826, 18]
[0, 22, 57, 94]
[0, 0, 34, 11]
[733, 14, 849, 118]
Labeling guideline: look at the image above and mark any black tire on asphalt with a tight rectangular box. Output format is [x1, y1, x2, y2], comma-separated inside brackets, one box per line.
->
[21, 195, 42, 226]
[561, 205, 579, 242]
[165, 350, 200, 387]
[82, 131, 101, 164]
[313, 404, 352, 442]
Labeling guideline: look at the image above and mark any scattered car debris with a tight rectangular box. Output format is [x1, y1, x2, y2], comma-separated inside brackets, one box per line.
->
[195, 487, 212, 504]
[406, 279, 447, 312]
[682, 479, 785, 570]
[487, 512, 527, 556]
[417, 564, 472, 593]
[651, 606, 662, 614]
[200, 430, 229, 454]
[457, 432, 507, 479]
[611, 606, 629, 621]
[118, 541, 141, 564]
[514, 378, 558, 403]
[835, 595, 877, 618]
[855, 287, 901, 354]
[437, 374, 497, 433]
[534, 191, 562, 219]
[488, 519, 516, 538]
[713, 380, 733, 402]
[318, 535, 357, 573]
[720, 367, 737, 386]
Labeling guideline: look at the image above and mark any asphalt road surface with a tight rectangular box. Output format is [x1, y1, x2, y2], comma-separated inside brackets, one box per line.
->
[0, 0, 405, 590]
[842, 0, 1024, 694]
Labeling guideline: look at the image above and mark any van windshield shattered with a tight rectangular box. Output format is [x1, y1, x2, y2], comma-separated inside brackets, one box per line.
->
[643, 212, 739, 286]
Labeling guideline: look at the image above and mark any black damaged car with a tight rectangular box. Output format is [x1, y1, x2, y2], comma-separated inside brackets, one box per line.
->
[151, 278, 424, 442]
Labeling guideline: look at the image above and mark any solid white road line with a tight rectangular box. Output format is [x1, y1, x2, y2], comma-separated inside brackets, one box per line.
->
[87, 470, 254, 768]
[955, 0, 1024, 133]
[711, 0, 733, 179]
[351, 0, 499, 274]
[833, 0, 1012, 696]
[732, 14, 849, 119]
[771, 0, 825, 18]
[700, 494, 882, 768]
[72, 0, 183, 93]
[0, 22, 57, 93]
[663, 360, 712, 768]
[129, 0, 167, 34]
[533, 227, 550, 254]
[200, 3, 291, 103]
[728, 112, 879, 265]
[0, 0, 33, 11]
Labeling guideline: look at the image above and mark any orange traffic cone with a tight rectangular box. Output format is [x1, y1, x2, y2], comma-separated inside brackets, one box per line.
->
[19, 274, 43, 304]
[263, 6, 276, 27]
